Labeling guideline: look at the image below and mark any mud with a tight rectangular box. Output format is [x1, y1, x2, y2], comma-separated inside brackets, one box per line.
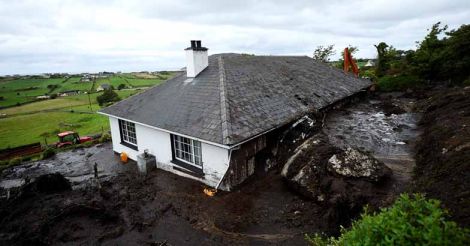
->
[0, 94, 422, 245]
[323, 97, 420, 189]
[412, 87, 470, 227]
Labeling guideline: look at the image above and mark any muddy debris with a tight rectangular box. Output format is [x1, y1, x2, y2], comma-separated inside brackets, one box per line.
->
[281, 133, 393, 232]
[0, 91, 424, 245]
[412, 87, 470, 227]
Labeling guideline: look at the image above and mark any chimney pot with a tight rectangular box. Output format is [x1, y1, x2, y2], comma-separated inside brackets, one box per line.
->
[196, 40, 201, 48]
[190, 40, 196, 49]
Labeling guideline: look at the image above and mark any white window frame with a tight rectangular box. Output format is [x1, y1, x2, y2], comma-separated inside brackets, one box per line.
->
[173, 135, 202, 167]
[120, 120, 137, 146]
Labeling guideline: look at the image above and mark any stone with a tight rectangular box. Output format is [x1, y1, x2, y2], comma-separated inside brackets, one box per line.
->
[327, 147, 391, 182]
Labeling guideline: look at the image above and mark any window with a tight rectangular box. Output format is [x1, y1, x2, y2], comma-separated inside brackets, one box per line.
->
[172, 135, 202, 166]
[119, 119, 137, 148]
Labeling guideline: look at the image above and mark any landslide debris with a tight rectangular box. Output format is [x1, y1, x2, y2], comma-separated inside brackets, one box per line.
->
[281, 133, 392, 232]
[412, 87, 470, 227]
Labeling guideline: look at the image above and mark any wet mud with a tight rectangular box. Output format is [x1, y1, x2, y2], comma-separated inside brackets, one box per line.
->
[0, 94, 421, 245]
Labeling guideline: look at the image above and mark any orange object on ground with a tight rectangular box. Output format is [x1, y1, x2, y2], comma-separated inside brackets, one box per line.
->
[120, 152, 128, 163]
[204, 188, 217, 197]
[343, 47, 359, 77]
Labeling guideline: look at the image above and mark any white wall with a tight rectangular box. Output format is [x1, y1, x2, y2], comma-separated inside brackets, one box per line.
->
[108, 116, 230, 190]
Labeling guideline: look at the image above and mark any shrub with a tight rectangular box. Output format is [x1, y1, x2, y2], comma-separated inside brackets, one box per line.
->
[117, 83, 126, 90]
[306, 194, 469, 246]
[96, 89, 120, 106]
[50, 93, 58, 99]
[377, 74, 424, 92]
[9, 157, 22, 166]
[99, 133, 111, 143]
[42, 148, 56, 159]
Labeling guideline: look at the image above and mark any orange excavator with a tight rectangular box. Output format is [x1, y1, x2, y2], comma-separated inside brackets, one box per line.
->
[343, 47, 359, 77]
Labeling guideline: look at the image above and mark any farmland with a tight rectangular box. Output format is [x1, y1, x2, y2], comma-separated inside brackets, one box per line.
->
[0, 72, 176, 149]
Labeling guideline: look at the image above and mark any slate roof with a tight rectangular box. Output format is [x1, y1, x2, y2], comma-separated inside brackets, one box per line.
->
[99, 54, 372, 146]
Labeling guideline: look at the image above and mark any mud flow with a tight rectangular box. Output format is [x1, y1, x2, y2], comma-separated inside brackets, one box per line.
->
[324, 98, 421, 186]
[0, 96, 421, 245]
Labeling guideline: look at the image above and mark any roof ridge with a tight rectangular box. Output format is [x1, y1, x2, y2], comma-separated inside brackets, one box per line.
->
[218, 56, 232, 144]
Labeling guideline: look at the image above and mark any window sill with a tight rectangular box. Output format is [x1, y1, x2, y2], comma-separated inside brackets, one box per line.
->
[171, 159, 203, 174]
[120, 141, 138, 151]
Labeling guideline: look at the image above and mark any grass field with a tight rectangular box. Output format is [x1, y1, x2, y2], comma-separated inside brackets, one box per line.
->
[0, 72, 175, 149]
[0, 72, 175, 108]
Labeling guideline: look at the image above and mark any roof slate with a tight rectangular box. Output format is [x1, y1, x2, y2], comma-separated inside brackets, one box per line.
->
[100, 54, 372, 145]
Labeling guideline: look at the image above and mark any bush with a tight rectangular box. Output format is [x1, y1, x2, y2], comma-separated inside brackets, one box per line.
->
[42, 148, 56, 159]
[306, 194, 469, 246]
[99, 133, 111, 143]
[50, 93, 58, 99]
[117, 83, 126, 90]
[377, 74, 424, 92]
[9, 157, 22, 166]
[96, 89, 120, 106]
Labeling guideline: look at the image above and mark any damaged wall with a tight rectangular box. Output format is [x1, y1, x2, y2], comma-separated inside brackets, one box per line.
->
[222, 90, 369, 190]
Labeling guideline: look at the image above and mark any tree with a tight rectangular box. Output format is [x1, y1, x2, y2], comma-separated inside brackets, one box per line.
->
[439, 24, 470, 83]
[411, 22, 448, 81]
[340, 45, 359, 58]
[374, 42, 395, 77]
[97, 89, 120, 106]
[313, 45, 336, 62]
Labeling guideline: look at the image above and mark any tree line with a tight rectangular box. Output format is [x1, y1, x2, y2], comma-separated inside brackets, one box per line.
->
[313, 22, 470, 91]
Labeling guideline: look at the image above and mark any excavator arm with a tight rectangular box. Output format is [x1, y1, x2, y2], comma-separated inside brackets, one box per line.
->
[343, 47, 359, 77]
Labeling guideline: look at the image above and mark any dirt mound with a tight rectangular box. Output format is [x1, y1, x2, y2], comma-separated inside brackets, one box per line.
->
[21, 173, 71, 196]
[281, 133, 393, 233]
[413, 87, 470, 227]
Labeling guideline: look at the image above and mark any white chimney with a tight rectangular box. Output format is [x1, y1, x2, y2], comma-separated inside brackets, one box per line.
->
[185, 40, 208, 77]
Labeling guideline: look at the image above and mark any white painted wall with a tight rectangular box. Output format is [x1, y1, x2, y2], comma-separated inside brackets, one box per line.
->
[108, 116, 231, 190]
[185, 49, 208, 77]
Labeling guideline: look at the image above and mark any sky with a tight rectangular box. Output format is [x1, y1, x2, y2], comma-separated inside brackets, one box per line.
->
[0, 0, 469, 75]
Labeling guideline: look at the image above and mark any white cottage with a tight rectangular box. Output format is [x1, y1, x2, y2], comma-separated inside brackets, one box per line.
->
[99, 40, 371, 191]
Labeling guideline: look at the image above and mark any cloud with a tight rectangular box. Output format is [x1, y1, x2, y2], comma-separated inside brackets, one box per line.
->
[0, 0, 469, 75]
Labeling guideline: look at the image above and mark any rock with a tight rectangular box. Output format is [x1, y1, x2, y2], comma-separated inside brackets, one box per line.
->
[281, 134, 341, 202]
[281, 133, 391, 203]
[327, 147, 391, 182]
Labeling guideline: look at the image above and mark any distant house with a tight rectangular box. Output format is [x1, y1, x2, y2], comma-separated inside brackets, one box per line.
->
[96, 84, 111, 91]
[364, 60, 376, 67]
[60, 90, 80, 96]
[99, 40, 371, 191]
[36, 95, 50, 100]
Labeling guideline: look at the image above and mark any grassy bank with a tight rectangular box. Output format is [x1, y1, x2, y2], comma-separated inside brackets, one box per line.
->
[0, 75, 169, 149]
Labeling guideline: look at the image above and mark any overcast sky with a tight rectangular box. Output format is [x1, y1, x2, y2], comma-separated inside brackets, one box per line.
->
[0, 0, 469, 75]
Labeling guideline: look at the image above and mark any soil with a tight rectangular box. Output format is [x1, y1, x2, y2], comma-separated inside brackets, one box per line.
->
[0, 88, 451, 245]
[412, 86, 470, 227]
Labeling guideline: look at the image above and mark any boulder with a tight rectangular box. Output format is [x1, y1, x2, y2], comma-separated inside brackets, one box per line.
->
[281, 133, 391, 202]
[327, 147, 391, 182]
